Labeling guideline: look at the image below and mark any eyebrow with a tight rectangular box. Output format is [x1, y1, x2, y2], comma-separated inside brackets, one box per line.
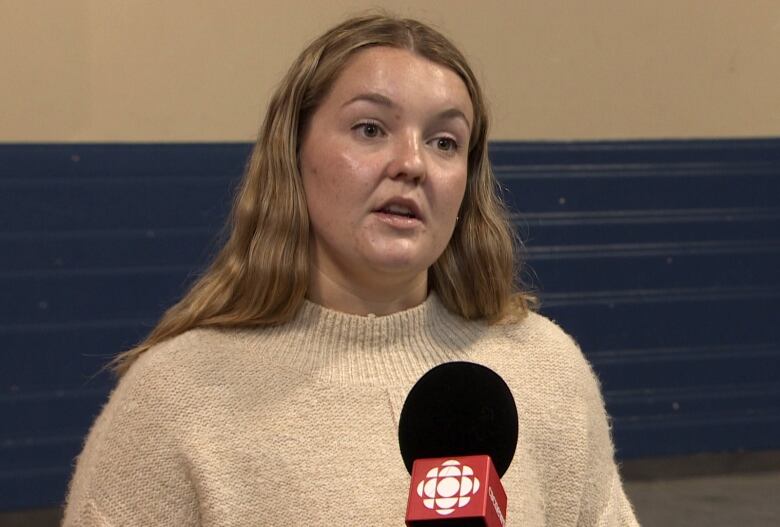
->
[342, 92, 472, 130]
[343, 92, 397, 109]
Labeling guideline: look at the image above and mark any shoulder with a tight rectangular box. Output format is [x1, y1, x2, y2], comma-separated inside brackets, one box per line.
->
[126, 325, 270, 382]
[63, 329, 230, 525]
[132, 326, 239, 370]
[491, 310, 589, 371]
[108, 329, 227, 410]
[500, 310, 579, 350]
[474, 310, 602, 401]
[120, 324, 296, 405]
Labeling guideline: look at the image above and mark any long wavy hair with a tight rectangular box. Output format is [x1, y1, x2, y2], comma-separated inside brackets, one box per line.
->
[109, 14, 535, 377]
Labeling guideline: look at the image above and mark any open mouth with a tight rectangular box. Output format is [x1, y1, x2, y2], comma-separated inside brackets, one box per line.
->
[374, 198, 423, 222]
[377, 204, 417, 219]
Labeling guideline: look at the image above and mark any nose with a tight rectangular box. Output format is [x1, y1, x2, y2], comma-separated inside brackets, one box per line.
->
[388, 131, 426, 184]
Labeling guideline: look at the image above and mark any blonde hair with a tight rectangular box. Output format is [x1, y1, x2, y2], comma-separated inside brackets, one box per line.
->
[109, 14, 535, 377]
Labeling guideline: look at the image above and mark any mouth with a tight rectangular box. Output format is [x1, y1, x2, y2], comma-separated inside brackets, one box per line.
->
[373, 198, 423, 221]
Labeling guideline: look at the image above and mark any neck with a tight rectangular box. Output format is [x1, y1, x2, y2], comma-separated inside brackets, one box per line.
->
[307, 263, 428, 316]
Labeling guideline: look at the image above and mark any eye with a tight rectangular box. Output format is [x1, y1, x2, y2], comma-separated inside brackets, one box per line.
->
[353, 121, 385, 139]
[434, 137, 459, 152]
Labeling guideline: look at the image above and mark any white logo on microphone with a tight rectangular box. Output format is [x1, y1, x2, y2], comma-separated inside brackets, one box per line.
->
[415, 460, 480, 516]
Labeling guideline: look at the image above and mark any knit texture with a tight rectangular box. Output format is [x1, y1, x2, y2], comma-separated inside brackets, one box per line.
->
[63, 293, 639, 526]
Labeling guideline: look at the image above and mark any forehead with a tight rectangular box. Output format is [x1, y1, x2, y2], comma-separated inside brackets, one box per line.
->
[324, 46, 474, 120]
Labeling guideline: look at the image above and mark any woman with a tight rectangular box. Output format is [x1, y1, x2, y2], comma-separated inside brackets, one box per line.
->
[63, 14, 638, 526]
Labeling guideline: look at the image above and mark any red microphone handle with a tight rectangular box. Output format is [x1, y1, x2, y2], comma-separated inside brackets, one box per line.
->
[405, 455, 507, 527]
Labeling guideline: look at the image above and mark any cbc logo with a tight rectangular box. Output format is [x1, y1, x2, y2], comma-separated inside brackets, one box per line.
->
[415, 460, 480, 515]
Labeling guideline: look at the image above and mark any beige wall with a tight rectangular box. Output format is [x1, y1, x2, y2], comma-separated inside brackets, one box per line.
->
[2, 0, 779, 142]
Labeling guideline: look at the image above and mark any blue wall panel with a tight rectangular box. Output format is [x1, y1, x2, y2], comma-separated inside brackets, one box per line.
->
[1, 144, 248, 510]
[496, 140, 780, 461]
[1, 139, 778, 510]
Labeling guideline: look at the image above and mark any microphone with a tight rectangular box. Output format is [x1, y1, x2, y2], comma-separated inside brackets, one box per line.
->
[398, 362, 518, 526]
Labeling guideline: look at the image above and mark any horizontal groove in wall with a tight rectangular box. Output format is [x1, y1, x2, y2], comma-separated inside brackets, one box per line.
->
[0, 175, 236, 187]
[605, 383, 780, 421]
[0, 435, 85, 450]
[541, 285, 780, 307]
[0, 387, 107, 404]
[489, 138, 780, 152]
[512, 207, 780, 225]
[494, 163, 779, 178]
[0, 466, 70, 481]
[613, 410, 780, 430]
[488, 139, 780, 167]
[606, 382, 780, 405]
[0, 143, 252, 179]
[0, 227, 217, 241]
[524, 239, 780, 259]
[0, 264, 198, 279]
[588, 342, 778, 364]
[0, 318, 153, 334]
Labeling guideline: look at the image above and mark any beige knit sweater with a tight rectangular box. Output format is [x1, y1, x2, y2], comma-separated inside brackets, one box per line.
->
[63, 293, 638, 526]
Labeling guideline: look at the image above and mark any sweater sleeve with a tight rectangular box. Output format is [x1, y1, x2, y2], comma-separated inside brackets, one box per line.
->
[62, 344, 200, 526]
[596, 469, 640, 527]
[575, 351, 640, 527]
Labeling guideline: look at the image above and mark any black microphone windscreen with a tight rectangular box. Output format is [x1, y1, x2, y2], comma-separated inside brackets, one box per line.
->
[398, 361, 518, 477]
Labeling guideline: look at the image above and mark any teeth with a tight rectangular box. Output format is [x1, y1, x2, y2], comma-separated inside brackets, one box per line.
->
[384, 204, 414, 217]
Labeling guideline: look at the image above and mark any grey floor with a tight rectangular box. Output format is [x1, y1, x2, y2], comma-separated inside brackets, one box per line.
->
[2, 458, 779, 526]
[625, 471, 780, 526]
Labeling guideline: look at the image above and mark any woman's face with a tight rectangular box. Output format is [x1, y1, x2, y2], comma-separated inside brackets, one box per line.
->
[299, 46, 473, 299]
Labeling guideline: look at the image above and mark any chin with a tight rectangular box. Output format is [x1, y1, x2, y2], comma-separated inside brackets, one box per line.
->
[365, 252, 430, 275]
[358, 238, 443, 277]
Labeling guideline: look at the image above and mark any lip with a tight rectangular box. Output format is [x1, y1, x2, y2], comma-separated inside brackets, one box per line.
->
[372, 210, 423, 229]
[373, 197, 424, 222]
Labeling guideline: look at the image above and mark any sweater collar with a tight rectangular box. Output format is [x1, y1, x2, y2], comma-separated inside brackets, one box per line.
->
[251, 293, 486, 386]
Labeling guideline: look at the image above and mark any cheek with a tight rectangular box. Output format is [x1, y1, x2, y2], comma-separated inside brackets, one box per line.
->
[302, 154, 369, 238]
[306, 148, 376, 200]
[303, 168, 336, 235]
[437, 170, 468, 217]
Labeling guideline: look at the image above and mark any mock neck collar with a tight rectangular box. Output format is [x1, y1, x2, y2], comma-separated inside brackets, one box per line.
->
[245, 292, 486, 386]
